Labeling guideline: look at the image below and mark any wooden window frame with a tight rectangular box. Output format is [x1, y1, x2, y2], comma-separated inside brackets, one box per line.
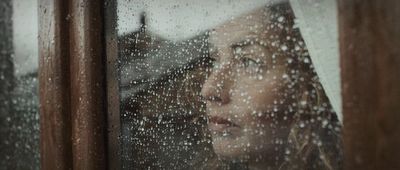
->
[39, 0, 108, 169]
[339, 0, 400, 169]
[38, 0, 400, 169]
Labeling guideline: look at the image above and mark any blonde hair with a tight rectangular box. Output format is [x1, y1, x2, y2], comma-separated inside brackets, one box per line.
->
[280, 61, 343, 170]
[267, 2, 343, 170]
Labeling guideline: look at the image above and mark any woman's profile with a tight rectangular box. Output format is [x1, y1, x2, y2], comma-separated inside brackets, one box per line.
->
[200, 2, 342, 170]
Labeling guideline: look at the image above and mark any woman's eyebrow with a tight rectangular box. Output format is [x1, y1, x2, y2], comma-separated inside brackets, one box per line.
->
[230, 37, 261, 49]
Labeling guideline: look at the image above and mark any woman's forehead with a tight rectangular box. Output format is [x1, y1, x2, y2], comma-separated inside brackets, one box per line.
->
[209, 7, 273, 47]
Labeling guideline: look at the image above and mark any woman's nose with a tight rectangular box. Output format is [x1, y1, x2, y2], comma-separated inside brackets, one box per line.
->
[200, 62, 232, 105]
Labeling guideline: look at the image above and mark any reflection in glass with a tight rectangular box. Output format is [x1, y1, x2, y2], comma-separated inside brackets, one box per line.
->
[118, 16, 213, 169]
[115, 1, 342, 169]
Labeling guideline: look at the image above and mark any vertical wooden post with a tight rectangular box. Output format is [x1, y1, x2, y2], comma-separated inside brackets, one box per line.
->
[339, 0, 400, 170]
[104, 0, 121, 169]
[69, 0, 107, 169]
[39, 0, 72, 169]
[39, 0, 107, 169]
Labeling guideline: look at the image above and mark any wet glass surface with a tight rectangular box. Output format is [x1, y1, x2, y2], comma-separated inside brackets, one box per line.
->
[112, 1, 343, 169]
[0, 0, 40, 169]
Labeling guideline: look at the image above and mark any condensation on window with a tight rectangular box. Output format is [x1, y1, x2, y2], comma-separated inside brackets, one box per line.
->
[0, 0, 39, 169]
[114, 0, 343, 169]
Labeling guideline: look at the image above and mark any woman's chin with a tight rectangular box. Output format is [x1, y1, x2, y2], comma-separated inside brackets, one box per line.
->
[212, 133, 277, 161]
[212, 135, 250, 158]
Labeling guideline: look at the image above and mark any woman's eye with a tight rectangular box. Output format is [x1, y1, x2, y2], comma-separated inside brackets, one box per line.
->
[208, 56, 216, 65]
[233, 47, 266, 70]
[240, 57, 256, 67]
[239, 56, 263, 69]
[208, 56, 221, 70]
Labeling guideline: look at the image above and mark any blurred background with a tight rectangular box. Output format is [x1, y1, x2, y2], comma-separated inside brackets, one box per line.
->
[0, 0, 39, 169]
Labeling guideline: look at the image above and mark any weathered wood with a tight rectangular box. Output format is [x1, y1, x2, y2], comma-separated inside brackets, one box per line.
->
[104, 0, 122, 169]
[69, 0, 107, 169]
[339, 0, 400, 170]
[38, 0, 73, 169]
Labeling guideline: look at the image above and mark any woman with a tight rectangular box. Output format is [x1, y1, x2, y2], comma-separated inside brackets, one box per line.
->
[200, 2, 342, 170]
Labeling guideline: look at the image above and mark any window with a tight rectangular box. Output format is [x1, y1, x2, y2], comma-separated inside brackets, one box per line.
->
[110, 1, 343, 169]
[1, 0, 398, 169]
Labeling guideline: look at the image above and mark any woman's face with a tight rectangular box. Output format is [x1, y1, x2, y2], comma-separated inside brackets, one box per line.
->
[201, 8, 296, 160]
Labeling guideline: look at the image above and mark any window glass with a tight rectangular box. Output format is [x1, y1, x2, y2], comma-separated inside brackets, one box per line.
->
[0, 0, 39, 169]
[113, 0, 342, 169]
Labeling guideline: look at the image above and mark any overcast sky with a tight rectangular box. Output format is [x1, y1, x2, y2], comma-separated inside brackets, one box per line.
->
[13, 0, 38, 76]
[117, 0, 285, 40]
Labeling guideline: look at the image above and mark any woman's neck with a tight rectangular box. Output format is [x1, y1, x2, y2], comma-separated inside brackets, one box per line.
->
[248, 158, 283, 170]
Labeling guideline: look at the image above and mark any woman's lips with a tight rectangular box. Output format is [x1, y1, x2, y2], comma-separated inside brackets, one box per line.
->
[208, 116, 241, 138]
[209, 116, 239, 127]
